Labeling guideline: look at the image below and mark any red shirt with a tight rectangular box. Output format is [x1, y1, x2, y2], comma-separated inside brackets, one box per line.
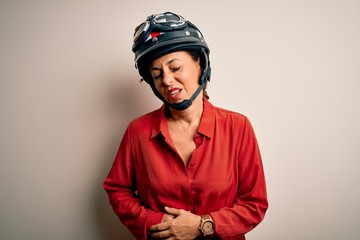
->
[103, 98, 268, 240]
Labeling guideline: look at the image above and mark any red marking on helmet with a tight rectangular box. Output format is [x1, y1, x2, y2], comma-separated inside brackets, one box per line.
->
[150, 32, 161, 38]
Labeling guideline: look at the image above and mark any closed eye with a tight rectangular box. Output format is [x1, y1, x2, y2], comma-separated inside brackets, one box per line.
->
[153, 74, 162, 80]
[150, 69, 162, 80]
[171, 67, 181, 72]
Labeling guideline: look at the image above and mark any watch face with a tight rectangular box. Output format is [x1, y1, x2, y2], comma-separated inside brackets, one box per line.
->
[203, 221, 214, 234]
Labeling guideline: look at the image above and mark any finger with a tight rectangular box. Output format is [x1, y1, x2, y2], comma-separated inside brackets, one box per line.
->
[164, 206, 182, 216]
[162, 213, 176, 222]
[150, 222, 169, 232]
[151, 229, 171, 239]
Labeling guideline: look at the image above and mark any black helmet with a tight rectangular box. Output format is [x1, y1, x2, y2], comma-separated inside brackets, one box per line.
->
[132, 12, 211, 110]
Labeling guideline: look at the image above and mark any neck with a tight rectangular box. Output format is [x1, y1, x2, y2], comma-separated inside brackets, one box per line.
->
[167, 95, 204, 124]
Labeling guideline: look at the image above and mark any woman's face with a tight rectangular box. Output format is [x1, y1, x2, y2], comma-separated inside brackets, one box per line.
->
[149, 51, 201, 104]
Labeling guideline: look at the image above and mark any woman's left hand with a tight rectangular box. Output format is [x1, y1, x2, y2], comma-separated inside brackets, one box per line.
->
[150, 206, 202, 239]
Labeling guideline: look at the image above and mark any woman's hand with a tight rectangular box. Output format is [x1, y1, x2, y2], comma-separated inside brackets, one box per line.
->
[150, 206, 202, 239]
[162, 212, 176, 222]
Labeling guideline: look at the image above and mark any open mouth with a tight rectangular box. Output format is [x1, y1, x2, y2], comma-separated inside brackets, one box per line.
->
[168, 88, 182, 99]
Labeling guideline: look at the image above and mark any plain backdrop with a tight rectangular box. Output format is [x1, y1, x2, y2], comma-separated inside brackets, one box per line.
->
[1, 1, 359, 240]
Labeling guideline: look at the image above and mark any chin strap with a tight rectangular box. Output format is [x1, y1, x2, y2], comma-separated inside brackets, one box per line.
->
[167, 80, 206, 111]
[148, 79, 206, 111]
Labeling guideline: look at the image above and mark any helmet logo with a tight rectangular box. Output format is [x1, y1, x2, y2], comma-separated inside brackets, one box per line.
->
[148, 32, 162, 43]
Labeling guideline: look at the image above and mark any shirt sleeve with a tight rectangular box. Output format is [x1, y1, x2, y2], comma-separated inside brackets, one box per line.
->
[211, 117, 268, 239]
[103, 126, 164, 239]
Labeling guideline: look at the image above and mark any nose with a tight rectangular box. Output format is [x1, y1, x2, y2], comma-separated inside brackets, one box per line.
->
[162, 70, 174, 86]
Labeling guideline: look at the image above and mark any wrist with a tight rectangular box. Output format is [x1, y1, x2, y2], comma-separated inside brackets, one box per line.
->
[198, 214, 214, 236]
[195, 215, 203, 237]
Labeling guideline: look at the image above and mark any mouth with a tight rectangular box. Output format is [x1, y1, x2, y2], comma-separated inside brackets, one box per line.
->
[167, 88, 182, 99]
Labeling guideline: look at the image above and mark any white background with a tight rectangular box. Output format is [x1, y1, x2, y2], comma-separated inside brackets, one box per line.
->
[1, 1, 359, 239]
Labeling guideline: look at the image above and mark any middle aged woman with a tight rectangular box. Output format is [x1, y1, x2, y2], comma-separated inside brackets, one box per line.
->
[104, 12, 268, 240]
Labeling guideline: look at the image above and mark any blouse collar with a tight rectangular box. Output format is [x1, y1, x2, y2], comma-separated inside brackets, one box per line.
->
[150, 98, 215, 140]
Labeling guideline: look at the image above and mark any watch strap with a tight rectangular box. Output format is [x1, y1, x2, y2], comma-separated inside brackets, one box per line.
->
[199, 214, 214, 236]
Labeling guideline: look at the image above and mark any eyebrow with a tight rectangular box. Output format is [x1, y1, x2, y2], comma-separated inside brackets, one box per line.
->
[150, 58, 179, 71]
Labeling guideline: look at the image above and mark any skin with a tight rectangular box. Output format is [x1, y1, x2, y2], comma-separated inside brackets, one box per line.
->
[149, 50, 202, 106]
[149, 51, 205, 239]
[149, 51, 204, 166]
[150, 207, 202, 239]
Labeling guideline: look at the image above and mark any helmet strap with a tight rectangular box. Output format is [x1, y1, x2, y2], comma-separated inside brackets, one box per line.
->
[149, 79, 206, 111]
[168, 80, 206, 110]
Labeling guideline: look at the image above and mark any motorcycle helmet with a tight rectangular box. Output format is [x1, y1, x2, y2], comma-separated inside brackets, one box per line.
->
[132, 12, 211, 110]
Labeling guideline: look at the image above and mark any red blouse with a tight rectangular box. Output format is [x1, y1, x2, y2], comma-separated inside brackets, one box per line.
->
[103, 98, 268, 240]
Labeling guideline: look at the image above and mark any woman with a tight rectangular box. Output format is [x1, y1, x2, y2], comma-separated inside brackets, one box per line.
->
[104, 12, 268, 240]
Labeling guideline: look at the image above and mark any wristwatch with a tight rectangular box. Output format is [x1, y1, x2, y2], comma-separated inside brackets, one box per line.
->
[199, 215, 214, 236]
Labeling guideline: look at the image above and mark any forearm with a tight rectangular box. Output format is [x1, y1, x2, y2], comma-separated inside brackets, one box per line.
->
[210, 177, 268, 238]
[105, 186, 164, 239]
[211, 200, 267, 238]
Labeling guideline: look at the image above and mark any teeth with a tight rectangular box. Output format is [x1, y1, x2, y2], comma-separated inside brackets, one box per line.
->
[170, 90, 180, 96]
